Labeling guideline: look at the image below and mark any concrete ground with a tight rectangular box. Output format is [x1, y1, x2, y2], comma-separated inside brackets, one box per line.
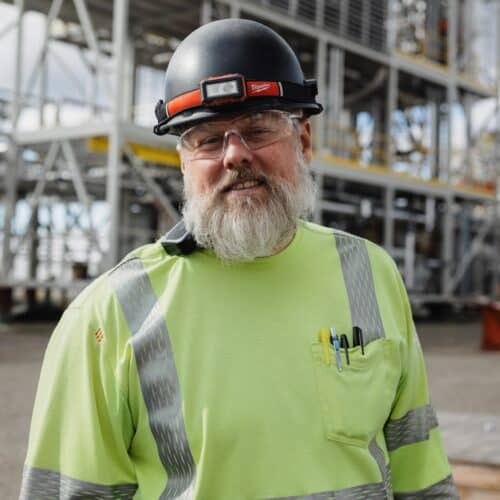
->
[1, 318, 500, 499]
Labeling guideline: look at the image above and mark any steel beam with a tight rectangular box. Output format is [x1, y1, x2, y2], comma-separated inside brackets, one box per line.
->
[2, 0, 24, 280]
[404, 229, 415, 289]
[441, 0, 459, 301]
[14, 122, 111, 145]
[200, 0, 212, 24]
[106, 0, 129, 266]
[327, 47, 344, 153]
[447, 0, 459, 70]
[462, 0, 474, 74]
[311, 159, 449, 197]
[385, 66, 397, 168]
[124, 146, 180, 225]
[25, 0, 64, 97]
[493, 1, 500, 300]
[121, 33, 135, 121]
[315, 0, 324, 27]
[61, 140, 102, 253]
[7, 142, 60, 270]
[73, 0, 105, 77]
[441, 194, 454, 297]
[315, 38, 327, 152]
[229, 0, 240, 17]
[463, 93, 474, 182]
[0, 19, 18, 42]
[48, 45, 87, 98]
[38, 21, 48, 128]
[447, 207, 495, 293]
[383, 186, 394, 253]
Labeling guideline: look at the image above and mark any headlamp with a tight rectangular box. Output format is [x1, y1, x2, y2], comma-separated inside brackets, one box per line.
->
[201, 74, 246, 104]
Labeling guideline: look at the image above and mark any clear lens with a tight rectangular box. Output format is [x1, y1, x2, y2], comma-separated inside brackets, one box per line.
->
[179, 110, 300, 161]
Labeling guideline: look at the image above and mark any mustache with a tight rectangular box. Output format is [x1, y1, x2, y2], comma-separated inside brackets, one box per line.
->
[215, 167, 271, 194]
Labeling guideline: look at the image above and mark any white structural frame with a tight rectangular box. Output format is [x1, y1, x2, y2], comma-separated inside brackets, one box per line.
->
[0, 0, 498, 305]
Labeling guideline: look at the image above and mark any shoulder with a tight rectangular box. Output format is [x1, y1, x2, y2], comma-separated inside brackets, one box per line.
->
[329, 226, 399, 279]
[68, 242, 168, 310]
[60, 242, 174, 339]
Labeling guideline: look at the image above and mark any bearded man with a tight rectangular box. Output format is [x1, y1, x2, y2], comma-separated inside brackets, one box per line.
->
[20, 19, 457, 500]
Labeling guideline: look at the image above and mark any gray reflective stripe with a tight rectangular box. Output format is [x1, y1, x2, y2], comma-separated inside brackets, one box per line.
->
[384, 404, 438, 452]
[334, 234, 385, 344]
[394, 474, 459, 499]
[369, 439, 392, 499]
[268, 480, 387, 499]
[19, 465, 137, 499]
[109, 257, 196, 499]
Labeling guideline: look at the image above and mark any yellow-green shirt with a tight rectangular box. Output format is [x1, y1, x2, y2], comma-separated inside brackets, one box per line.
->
[21, 221, 457, 499]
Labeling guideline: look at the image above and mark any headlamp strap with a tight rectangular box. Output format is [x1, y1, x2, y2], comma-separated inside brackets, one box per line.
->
[164, 75, 318, 118]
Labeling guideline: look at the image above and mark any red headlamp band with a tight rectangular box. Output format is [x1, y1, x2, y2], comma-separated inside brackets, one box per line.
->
[166, 79, 282, 118]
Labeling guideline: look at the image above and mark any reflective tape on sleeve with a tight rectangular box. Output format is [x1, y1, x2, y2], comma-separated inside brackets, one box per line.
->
[109, 257, 196, 498]
[335, 234, 386, 345]
[369, 438, 393, 498]
[384, 404, 439, 452]
[394, 474, 459, 499]
[19, 466, 137, 500]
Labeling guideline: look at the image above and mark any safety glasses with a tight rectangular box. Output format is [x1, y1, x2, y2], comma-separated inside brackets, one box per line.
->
[178, 110, 302, 161]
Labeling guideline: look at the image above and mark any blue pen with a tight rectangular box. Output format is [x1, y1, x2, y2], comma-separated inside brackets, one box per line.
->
[330, 327, 343, 372]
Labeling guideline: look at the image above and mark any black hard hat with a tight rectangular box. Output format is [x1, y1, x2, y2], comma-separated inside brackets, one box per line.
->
[154, 18, 323, 135]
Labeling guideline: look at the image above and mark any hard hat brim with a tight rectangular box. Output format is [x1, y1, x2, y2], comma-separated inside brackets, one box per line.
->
[158, 98, 323, 136]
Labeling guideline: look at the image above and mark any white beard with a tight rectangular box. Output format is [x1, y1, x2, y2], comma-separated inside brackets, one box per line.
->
[182, 153, 316, 263]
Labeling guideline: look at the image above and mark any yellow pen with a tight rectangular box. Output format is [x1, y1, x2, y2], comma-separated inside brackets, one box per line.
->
[318, 328, 331, 365]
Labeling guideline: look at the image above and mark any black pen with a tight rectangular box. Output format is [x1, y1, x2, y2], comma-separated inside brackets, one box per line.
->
[340, 334, 350, 365]
[353, 326, 365, 355]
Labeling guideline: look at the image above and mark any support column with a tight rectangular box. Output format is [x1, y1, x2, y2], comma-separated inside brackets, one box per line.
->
[427, 88, 439, 179]
[327, 47, 344, 154]
[2, 0, 24, 280]
[315, 38, 327, 152]
[492, 0, 500, 300]
[38, 17, 48, 128]
[442, 194, 454, 297]
[315, 0, 324, 28]
[385, 66, 397, 168]
[463, 93, 474, 183]
[443, 0, 458, 297]
[383, 186, 394, 254]
[200, 0, 212, 24]
[229, 0, 240, 17]
[106, 0, 129, 267]
[122, 34, 135, 121]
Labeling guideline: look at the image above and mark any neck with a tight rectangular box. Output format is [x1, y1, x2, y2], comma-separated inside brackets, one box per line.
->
[271, 224, 297, 256]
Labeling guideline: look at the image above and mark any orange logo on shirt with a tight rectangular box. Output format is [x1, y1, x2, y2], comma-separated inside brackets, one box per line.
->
[94, 328, 104, 343]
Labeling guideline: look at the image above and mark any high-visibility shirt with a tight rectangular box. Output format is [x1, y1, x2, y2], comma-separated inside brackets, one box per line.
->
[21, 221, 458, 499]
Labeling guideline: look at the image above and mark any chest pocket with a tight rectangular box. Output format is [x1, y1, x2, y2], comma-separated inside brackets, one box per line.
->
[311, 337, 401, 447]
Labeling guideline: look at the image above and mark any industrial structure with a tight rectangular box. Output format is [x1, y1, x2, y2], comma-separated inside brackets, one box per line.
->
[0, 0, 499, 315]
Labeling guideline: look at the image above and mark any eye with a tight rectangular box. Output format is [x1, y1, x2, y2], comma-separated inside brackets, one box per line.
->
[245, 127, 272, 138]
[197, 135, 223, 148]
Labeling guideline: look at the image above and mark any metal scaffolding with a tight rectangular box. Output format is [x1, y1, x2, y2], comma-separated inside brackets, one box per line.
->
[0, 0, 499, 312]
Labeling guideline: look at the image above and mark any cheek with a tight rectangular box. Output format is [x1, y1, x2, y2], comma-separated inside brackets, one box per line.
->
[258, 148, 298, 184]
[184, 162, 223, 194]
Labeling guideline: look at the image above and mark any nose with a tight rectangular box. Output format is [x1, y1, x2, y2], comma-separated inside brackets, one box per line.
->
[222, 131, 253, 170]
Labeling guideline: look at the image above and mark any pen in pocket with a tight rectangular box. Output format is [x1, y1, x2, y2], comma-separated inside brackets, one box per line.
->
[353, 326, 365, 355]
[340, 334, 350, 365]
[330, 327, 343, 372]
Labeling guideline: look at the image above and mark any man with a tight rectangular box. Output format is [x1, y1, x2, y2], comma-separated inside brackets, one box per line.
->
[21, 19, 457, 499]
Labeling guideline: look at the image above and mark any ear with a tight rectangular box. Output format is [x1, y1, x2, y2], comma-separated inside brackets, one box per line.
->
[177, 144, 186, 173]
[298, 119, 313, 164]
